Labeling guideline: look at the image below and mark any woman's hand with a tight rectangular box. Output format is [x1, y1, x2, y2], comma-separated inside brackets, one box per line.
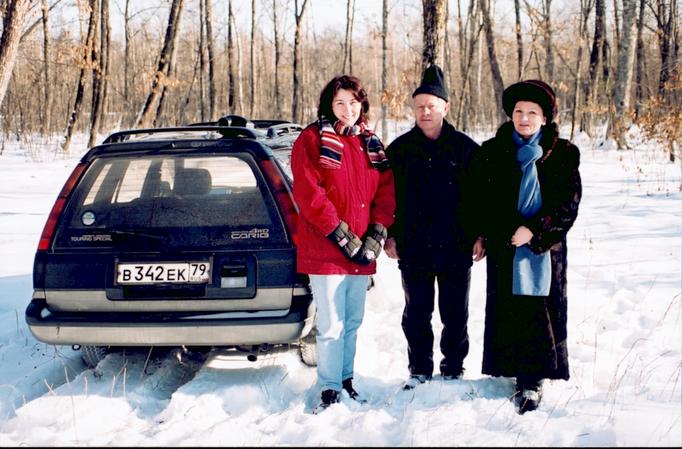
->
[384, 237, 399, 259]
[472, 236, 486, 261]
[511, 226, 533, 247]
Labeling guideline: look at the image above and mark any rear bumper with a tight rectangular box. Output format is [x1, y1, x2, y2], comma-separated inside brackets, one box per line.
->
[25, 297, 315, 346]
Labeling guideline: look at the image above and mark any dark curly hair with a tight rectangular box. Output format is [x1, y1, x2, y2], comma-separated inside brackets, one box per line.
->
[317, 75, 370, 124]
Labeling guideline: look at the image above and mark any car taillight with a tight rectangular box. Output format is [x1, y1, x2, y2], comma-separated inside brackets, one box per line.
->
[37, 162, 88, 251]
[260, 159, 298, 245]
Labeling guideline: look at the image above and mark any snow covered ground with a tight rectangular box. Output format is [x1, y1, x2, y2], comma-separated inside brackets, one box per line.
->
[0, 129, 680, 446]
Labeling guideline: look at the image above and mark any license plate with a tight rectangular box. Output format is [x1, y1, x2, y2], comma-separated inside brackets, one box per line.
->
[116, 262, 211, 285]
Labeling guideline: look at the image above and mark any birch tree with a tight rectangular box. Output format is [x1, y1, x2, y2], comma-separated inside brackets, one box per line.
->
[0, 0, 34, 109]
[610, 0, 638, 148]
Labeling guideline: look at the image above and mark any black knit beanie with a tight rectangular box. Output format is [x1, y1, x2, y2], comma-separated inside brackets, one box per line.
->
[412, 64, 448, 102]
[502, 79, 558, 122]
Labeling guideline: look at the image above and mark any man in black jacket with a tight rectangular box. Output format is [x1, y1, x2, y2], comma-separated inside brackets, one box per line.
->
[385, 64, 485, 390]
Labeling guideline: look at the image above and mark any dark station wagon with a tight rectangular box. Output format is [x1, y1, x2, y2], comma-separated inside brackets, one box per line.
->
[26, 118, 317, 367]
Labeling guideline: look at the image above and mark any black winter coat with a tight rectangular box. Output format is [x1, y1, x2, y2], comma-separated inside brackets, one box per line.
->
[386, 120, 480, 271]
[473, 121, 582, 380]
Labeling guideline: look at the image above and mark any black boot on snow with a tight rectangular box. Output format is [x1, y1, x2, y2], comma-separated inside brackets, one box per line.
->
[514, 378, 543, 414]
[342, 378, 367, 403]
[313, 389, 340, 414]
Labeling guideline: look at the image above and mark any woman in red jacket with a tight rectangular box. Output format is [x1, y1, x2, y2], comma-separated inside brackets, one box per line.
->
[291, 75, 395, 413]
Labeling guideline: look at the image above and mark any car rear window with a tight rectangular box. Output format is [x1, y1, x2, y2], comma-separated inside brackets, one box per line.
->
[54, 153, 288, 249]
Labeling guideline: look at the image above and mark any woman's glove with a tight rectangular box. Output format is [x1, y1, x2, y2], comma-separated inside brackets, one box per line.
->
[353, 223, 387, 265]
[327, 220, 363, 260]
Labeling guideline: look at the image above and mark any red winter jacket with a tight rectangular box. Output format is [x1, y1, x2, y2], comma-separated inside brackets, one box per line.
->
[291, 124, 395, 275]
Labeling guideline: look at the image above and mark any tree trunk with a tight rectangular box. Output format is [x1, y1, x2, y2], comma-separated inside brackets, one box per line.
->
[570, 0, 592, 140]
[456, 0, 481, 131]
[88, 0, 104, 148]
[381, 0, 388, 141]
[343, 0, 355, 73]
[199, 0, 206, 122]
[62, 0, 97, 153]
[480, 0, 506, 126]
[205, 0, 215, 120]
[542, 0, 554, 83]
[610, 0, 637, 148]
[41, 0, 52, 135]
[155, 1, 182, 127]
[0, 0, 32, 110]
[272, 0, 281, 115]
[227, 0, 235, 114]
[656, 0, 674, 95]
[123, 0, 131, 106]
[292, 0, 309, 124]
[250, 0, 256, 116]
[135, 0, 184, 128]
[421, 0, 446, 71]
[584, 0, 605, 133]
[634, 0, 645, 117]
[514, 0, 523, 81]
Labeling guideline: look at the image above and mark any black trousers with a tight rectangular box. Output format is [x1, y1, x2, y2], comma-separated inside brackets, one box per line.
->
[400, 266, 471, 377]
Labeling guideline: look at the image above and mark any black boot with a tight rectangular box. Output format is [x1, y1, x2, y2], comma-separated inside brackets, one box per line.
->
[313, 389, 340, 414]
[342, 378, 366, 403]
[514, 377, 543, 414]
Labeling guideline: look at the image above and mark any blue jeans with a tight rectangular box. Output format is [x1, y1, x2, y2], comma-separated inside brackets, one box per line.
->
[309, 274, 368, 392]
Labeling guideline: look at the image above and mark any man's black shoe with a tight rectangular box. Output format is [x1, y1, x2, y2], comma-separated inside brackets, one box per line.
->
[342, 378, 367, 403]
[313, 389, 340, 414]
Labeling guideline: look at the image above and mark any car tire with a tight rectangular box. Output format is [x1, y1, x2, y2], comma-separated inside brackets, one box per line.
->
[81, 345, 110, 368]
[299, 327, 317, 367]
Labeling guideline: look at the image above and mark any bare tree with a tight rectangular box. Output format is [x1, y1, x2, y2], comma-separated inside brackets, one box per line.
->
[571, 0, 594, 139]
[62, 0, 98, 153]
[41, 0, 52, 135]
[584, 0, 606, 132]
[123, 0, 131, 104]
[199, 0, 207, 121]
[343, 0, 356, 73]
[421, 0, 446, 71]
[205, 0, 216, 120]
[227, 0, 235, 114]
[272, 0, 281, 115]
[89, 0, 111, 148]
[514, 0, 523, 80]
[292, 0, 309, 124]
[542, 0, 554, 82]
[635, 0, 647, 117]
[651, 0, 677, 95]
[135, 0, 184, 128]
[381, 0, 388, 141]
[250, 0, 256, 117]
[610, 0, 638, 148]
[0, 0, 33, 109]
[455, 0, 482, 130]
[480, 0, 506, 126]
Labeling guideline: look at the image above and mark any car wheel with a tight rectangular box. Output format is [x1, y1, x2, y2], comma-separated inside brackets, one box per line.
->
[299, 327, 317, 367]
[80, 345, 110, 368]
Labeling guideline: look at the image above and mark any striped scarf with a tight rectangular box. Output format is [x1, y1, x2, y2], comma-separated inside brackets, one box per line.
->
[318, 116, 389, 171]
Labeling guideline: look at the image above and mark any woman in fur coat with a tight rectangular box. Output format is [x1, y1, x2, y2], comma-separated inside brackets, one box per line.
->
[473, 80, 582, 414]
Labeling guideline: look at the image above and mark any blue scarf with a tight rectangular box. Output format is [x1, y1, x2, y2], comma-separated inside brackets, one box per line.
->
[512, 129, 551, 296]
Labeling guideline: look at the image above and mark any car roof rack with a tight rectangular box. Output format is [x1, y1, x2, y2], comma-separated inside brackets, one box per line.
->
[102, 126, 261, 144]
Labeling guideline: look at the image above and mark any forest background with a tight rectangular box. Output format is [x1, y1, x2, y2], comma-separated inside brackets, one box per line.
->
[0, 0, 679, 159]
